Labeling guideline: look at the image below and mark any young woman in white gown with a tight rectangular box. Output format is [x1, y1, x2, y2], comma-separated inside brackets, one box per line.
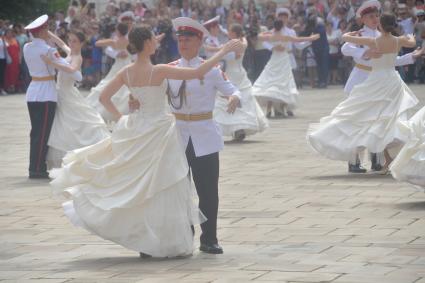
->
[41, 31, 110, 169]
[391, 106, 425, 187]
[252, 20, 319, 118]
[307, 13, 418, 173]
[50, 26, 242, 258]
[86, 23, 131, 122]
[214, 23, 269, 141]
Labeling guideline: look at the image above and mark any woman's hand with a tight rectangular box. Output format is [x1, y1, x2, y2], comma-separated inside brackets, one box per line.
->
[310, 34, 320, 41]
[40, 54, 52, 65]
[221, 39, 243, 54]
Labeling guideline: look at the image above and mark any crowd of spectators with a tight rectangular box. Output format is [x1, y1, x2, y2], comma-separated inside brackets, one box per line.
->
[0, 0, 424, 94]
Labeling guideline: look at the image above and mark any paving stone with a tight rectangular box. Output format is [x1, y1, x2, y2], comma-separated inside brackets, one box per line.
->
[1, 86, 424, 282]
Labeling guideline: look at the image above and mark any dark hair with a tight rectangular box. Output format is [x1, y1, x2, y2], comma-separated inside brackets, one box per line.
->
[116, 22, 129, 36]
[380, 13, 397, 33]
[70, 30, 86, 43]
[274, 20, 284, 31]
[230, 23, 244, 37]
[127, 25, 153, 54]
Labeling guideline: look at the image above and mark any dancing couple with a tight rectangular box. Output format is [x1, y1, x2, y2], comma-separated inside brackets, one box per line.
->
[50, 17, 243, 257]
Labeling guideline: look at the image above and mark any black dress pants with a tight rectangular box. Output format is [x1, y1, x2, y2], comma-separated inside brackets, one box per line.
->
[185, 138, 219, 244]
[27, 101, 56, 174]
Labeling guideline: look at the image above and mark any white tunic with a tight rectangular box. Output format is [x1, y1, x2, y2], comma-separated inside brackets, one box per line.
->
[168, 57, 241, 157]
[263, 27, 311, 69]
[24, 38, 79, 102]
[341, 26, 414, 94]
[204, 35, 221, 59]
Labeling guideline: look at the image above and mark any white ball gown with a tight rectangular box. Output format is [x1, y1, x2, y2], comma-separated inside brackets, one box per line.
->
[86, 53, 131, 122]
[50, 80, 204, 257]
[252, 42, 299, 109]
[391, 106, 425, 187]
[47, 63, 110, 169]
[214, 51, 269, 137]
[307, 52, 418, 162]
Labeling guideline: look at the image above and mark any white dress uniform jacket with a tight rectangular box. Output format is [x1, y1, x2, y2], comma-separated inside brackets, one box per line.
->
[341, 26, 414, 93]
[204, 35, 221, 59]
[168, 57, 241, 157]
[283, 27, 311, 70]
[24, 38, 81, 102]
[263, 27, 311, 69]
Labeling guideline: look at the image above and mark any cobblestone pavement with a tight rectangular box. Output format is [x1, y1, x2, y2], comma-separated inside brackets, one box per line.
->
[1, 85, 425, 283]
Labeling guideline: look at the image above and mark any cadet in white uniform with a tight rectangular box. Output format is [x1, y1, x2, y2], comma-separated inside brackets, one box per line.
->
[24, 15, 81, 179]
[168, 17, 241, 254]
[342, 0, 416, 94]
[341, 0, 419, 173]
[203, 16, 224, 59]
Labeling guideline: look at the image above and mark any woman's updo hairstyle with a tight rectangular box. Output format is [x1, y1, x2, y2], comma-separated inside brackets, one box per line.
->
[71, 30, 86, 43]
[116, 22, 129, 36]
[230, 23, 244, 38]
[274, 20, 284, 31]
[127, 25, 153, 55]
[380, 13, 398, 34]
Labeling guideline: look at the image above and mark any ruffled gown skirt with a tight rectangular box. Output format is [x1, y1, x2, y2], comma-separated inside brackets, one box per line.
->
[214, 60, 269, 136]
[50, 112, 203, 257]
[307, 69, 418, 162]
[47, 80, 110, 169]
[86, 57, 131, 122]
[252, 51, 299, 109]
[391, 106, 425, 187]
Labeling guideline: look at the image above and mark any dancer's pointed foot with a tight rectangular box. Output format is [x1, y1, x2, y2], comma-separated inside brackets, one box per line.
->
[233, 130, 246, 142]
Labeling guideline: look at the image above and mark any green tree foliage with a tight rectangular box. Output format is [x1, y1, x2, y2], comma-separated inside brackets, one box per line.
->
[0, 0, 69, 24]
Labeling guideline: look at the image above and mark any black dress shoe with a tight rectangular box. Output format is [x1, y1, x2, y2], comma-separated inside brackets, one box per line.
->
[348, 164, 367, 173]
[371, 163, 383, 171]
[29, 171, 50, 179]
[200, 242, 223, 254]
[139, 252, 152, 259]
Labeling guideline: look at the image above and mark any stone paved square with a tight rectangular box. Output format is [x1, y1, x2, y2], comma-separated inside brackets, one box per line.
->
[1, 85, 425, 282]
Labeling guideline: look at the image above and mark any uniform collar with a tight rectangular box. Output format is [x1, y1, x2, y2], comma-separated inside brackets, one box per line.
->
[180, 56, 201, 67]
[363, 26, 377, 35]
[32, 38, 47, 44]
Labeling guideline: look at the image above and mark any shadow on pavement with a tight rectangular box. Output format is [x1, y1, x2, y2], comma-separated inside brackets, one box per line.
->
[394, 201, 425, 211]
[308, 173, 390, 180]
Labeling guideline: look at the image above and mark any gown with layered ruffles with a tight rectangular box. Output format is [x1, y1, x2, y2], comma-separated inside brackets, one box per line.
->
[47, 61, 110, 169]
[307, 52, 418, 162]
[86, 54, 131, 122]
[391, 106, 425, 187]
[214, 51, 269, 137]
[51, 80, 204, 257]
[252, 41, 299, 109]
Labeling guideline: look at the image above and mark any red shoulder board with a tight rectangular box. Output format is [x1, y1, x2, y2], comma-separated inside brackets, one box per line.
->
[221, 70, 229, 81]
[168, 60, 179, 66]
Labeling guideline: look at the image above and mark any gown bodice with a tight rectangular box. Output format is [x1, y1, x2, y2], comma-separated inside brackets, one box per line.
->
[370, 53, 397, 71]
[128, 81, 169, 118]
[57, 57, 78, 88]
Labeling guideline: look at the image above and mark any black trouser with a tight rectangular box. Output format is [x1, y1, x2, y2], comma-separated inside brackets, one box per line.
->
[27, 101, 56, 174]
[314, 48, 329, 86]
[185, 138, 219, 245]
[0, 58, 6, 89]
[402, 47, 415, 83]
